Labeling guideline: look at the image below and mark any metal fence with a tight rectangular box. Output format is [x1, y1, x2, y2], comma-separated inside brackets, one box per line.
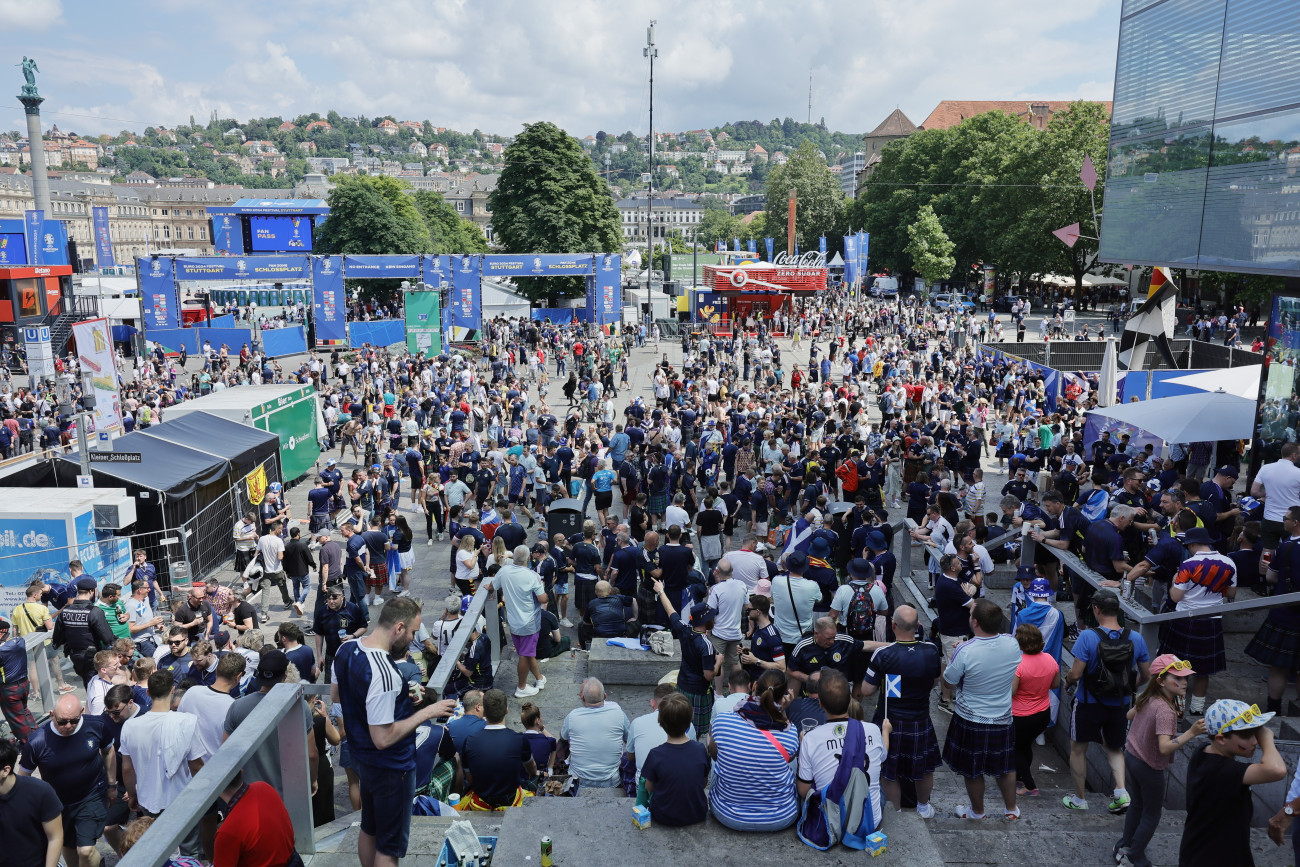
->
[174, 451, 283, 584]
[979, 338, 1261, 372]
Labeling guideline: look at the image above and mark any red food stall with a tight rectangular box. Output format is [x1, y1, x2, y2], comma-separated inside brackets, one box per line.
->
[702, 256, 828, 335]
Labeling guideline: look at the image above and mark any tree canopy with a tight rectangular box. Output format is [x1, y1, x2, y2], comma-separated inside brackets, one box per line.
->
[411, 190, 489, 255]
[906, 205, 956, 288]
[488, 121, 622, 301]
[763, 141, 845, 254]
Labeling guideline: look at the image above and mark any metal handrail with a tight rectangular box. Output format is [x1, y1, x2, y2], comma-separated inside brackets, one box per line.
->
[427, 579, 501, 697]
[119, 682, 315, 867]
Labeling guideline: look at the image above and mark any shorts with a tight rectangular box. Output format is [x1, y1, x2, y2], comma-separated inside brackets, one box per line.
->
[1070, 699, 1128, 750]
[554, 581, 569, 595]
[512, 631, 540, 657]
[64, 794, 108, 848]
[595, 490, 613, 510]
[398, 550, 415, 570]
[356, 761, 417, 857]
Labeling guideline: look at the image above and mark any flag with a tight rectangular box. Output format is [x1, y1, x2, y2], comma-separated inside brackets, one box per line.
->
[819, 236, 827, 256]
[764, 238, 774, 261]
[885, 674, 902, 698]
[247, 465, 268, 505]
[733, 237, 741, 252]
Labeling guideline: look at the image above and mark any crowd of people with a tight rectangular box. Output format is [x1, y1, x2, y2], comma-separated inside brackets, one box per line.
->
[4, 286, 1300, 866]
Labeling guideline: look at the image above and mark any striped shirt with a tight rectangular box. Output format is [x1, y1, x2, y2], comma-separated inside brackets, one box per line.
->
[334, 640, 414, 770]
[708, 712, 800, 827]
[1174, 550, 1237, 609]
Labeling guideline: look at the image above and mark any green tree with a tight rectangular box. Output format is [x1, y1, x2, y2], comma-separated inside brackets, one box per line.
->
[697, 208, 742, 248]
[906, 205, 956, 290]
[763, 141, 844, 254]
[488, 121, 622, 302]
[411, 190, 489, 254]
[316, 175, 431, 302]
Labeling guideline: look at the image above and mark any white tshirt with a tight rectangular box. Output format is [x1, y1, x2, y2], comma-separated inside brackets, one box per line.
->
[178, 685, 236, 761]
[257, 533, 285, 573]
[664, 505, 690, 532]
[627, 710, 696, 776]
[796, 718, 887, 830]
[1255, 458, 1300, 522]
[706, 578, 749, 642]
[119, 710, 204, 814]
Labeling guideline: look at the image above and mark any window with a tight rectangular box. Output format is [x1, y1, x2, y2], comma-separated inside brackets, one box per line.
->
[187, 226, 194, 240]
[200, 227, 206, 240]
[456, 201, 465, 212]
[164, 226, 170, 239]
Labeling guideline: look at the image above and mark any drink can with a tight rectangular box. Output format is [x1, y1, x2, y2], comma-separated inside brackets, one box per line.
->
[1120, 579, 1131, 600]
[1148, 529, 1158, 546]
[541, 837, 553, 867]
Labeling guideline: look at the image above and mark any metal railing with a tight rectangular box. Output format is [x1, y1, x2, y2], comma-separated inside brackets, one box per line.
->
[427, 578, 502, 697]
[119, 682, 316, 867]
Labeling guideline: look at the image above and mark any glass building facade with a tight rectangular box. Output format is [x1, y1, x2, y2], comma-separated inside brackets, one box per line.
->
[1099, 0, 1300, 276]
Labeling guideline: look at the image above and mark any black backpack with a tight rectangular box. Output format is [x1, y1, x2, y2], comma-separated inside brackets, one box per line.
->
[1083, 628, 1136, 700]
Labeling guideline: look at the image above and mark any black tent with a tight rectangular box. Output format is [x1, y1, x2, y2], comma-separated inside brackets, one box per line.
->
[135, 412, 280, 482]
[54, 433, 231, 534]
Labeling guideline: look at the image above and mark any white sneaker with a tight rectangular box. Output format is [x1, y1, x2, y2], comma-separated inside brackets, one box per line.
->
[292, 602, 304, 616]
[514, 685, 539, 698]
[560, 618, 574, 628]
[916, 803, 935, 819]
[427, 539, 433, 547]
[1035, 732, 1046, 746]
[535, 676, 547, 691]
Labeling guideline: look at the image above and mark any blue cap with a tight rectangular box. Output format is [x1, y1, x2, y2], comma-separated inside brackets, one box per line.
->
[1028, 578, 1054, 599]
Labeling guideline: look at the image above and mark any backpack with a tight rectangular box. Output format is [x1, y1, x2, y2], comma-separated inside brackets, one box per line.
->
[836, 459, 859, 493]
[1078, 488, 1111, 523]
[1083, 627, 1136, 700]
[845, 581, 876, 640]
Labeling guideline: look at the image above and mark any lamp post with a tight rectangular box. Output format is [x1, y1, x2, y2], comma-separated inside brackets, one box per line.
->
[644, 20, 657, 313]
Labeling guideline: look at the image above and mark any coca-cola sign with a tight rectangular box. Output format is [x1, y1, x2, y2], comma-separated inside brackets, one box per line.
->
[770, 251, 827, 268]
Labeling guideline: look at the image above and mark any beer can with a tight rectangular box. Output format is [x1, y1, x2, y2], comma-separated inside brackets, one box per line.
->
[541, 836, 553, 867]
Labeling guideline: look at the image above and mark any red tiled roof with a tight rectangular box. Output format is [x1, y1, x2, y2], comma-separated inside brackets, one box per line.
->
[919, 100, 1112, 130]
[866, 109, 917, 138]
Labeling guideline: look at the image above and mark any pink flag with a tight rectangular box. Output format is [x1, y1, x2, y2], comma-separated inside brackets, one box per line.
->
[1052, 223, 1081, 248]
[1080, 155, 1098, 191]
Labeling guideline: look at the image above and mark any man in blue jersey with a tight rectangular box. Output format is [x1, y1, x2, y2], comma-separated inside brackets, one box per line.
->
[331, 596, 455, 867]
[19, 693, 116, 867]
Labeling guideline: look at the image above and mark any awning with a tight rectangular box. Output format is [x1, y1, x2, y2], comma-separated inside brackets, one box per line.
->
[59, 433, 230, 500]
[134, 411, 279, 480]
[1087, 390, 1254, 442]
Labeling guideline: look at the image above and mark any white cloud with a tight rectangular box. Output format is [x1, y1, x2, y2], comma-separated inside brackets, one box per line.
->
[20, 0, 1124, 138]
[0, 0, 63, 31]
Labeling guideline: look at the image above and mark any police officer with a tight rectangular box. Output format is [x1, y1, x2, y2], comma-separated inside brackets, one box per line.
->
[51, 576, 116, 688]
[313, 588, 368, 684]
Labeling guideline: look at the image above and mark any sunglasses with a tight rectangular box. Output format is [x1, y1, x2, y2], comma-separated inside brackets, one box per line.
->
[1157, 658, 1192, 677]
[169, 639, 187, 646]
[1216, 702, 1264, 735]
[106, 706, 128, 717]
[52, 715, 82, 726]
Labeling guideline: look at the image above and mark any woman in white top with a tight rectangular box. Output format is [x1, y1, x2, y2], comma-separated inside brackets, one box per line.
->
[454, 533, 481, 595]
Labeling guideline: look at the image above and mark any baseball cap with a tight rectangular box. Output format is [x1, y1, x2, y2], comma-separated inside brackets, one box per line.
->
[0, 617, 10, 630]
[1027, 578, 1054, 600]
[1205, 698, 1273, 736]
[76, 576, 98, 592]
[1150, 653, 1195, 678]
[325, 458, 337, 467]
[254, 650, 290, 685]
[690, 603, 716, 626]
[1215, 465, 1240, 479]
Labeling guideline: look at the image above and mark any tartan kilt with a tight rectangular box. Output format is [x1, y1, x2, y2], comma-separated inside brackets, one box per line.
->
[648, 492, 669, 515]
[416, 757, 456, 800]
[1160, 616, 1226, 675]
[682, 688, 714, 738]
[943, 714, 1015, 779]
[367, 563, 388, 591]
[881, 717, 942, 782]
[1246, 619, 1300, 671]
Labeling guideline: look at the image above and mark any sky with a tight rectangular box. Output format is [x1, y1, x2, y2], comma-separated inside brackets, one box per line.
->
[1, 0, 1123, 139]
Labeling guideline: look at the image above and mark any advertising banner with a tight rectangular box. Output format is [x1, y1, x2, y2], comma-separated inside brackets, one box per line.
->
[261, 326, 308, 358]
[348, 320, 405, 349]
[211, 213, 243, 256]
[92, 207, 115, 268]
[174, 256, 311, 281]
[747, 239, 757, 254]
[247, 215, 313, 252]
[595, 253, 621, 326]
[765, 238, 774, 262]
[70, 318, 122, 431]
[422, 254, 450, 286]
[450, 254, 482, 340]
[859, 231, 869, 281]
[0, 232, 27, 265]
[344, 255, 423, 279]
[405, 290, 442, 358]
[138, 256, 179, 330]
[24, 209, 44, 265]
[733, 237, 741, 252]
[819, 236, 827, 256]
[311, 256, 346, 343]
[843, 235, 859, 286]
[37, 220, 69, 266]
[481, 254, 595, 277]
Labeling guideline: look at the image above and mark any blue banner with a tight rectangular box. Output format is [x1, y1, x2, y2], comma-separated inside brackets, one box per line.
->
[92, 206, 115, 268]
[450, 254, 481, 339]
[859, 231, 869, 282]
[312, 256, 346, 343]
[207, 314, 236, 329]
[531, 308, 579, 323]
[423, 254, 450, 286]
[843, 235, 859, 286]
[261, 325, 308, 358]
[24, 210, 44, 266]
[747, 239, 756, 254]
[142, 327, 196, 356]
[733, 237, 741, 252]
[0, 232, 27, 265]
[482, 254, 594, 277]
[819, 236, 827, 256]
[765, 238, 774, 261]
[174, 256, 311, 281]
[348, 320, 405, 349]
[247, 215, 313, 253]
[194, 328, 253, 355]
[211, 213, 243, 256]
[595, 253, 621, 326]
[39, 220, 69, 266]
[138, 256, 179, 330]
[344, 255, 423, 278]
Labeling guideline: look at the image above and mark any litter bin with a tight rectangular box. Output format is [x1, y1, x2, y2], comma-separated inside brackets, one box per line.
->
[547, 498, 586, 542]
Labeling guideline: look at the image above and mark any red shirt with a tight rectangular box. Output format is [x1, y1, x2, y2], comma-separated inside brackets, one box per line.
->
[213, 781, 296, 867]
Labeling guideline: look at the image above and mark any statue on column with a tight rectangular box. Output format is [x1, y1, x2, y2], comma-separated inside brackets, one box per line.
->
[19, 56, 39, 97]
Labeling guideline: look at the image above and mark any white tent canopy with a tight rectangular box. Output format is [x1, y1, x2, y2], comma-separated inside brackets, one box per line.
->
[1037, 273, 1129, 287]
[1087, 390, 1255, 442]
[1165, 365, 1261, 400]
[482, 279, 531, 321]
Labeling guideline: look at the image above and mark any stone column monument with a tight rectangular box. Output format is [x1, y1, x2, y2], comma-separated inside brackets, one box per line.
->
[18, 56, 51, 214]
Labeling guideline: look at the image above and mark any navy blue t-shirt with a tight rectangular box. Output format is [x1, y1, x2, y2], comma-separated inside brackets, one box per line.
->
[1084, 520, 1125, 580]
[20, 716, 113, 805]
[642, 740, 710, 826]
[933, 574, 973, 637]
[669, 613, 716, 694]
[864, 640, 941, 722]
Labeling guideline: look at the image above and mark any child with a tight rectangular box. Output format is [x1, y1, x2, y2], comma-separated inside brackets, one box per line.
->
[1179, 699, 1285, 867]
[521, 701, 557, 779]
[641, 692, 711, 826]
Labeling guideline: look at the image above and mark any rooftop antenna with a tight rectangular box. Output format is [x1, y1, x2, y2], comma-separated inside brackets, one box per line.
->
[808, 71, 813, 125]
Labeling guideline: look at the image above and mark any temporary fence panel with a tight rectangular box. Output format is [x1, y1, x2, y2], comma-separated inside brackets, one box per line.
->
[347, 319, 404, 348]
[261, 325, 308, 358]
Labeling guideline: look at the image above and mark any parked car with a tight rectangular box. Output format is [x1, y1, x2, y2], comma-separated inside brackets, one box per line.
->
[931, 292, 975, 312]
[870, 276, 899, 297]
[994, 294, 1030, 313]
